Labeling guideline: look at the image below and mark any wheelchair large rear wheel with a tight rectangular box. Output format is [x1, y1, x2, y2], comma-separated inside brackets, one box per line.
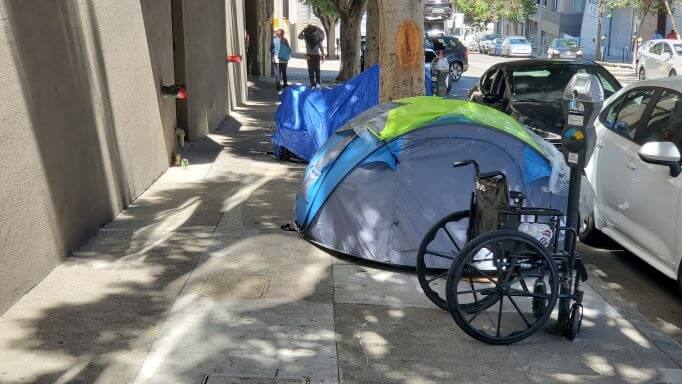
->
[446, 229, 558, 345]
[416, 210, 470, 310]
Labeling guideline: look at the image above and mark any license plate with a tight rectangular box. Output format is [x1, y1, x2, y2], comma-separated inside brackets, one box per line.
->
[432, 8, 444, 13]
[560, 53, 576, 58]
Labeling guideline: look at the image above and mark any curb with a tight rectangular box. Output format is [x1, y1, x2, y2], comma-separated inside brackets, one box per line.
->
[585, 263, 682, 368]
[597, 61, 634, 69]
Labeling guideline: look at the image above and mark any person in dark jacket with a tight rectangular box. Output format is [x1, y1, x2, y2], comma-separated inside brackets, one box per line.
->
[298, 24, 325, 88]
[270, 29, 291, 91]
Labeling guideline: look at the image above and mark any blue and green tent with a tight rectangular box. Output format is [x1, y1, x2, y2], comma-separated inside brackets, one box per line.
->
[294, 97, 567, 266]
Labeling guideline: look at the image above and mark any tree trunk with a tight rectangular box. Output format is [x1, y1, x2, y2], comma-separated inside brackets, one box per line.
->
[595, 0, 605, 61]
[377, 0, 425, 101]
[322, 16, 338, 59]
[336, 0, 367, 81]
[662, 0, 680, 39]
[364, 0, 380, 68]
[633, 0, 655, 65]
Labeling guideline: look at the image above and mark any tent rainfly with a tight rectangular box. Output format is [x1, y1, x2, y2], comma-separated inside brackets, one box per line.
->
[294, 97, 568, 266]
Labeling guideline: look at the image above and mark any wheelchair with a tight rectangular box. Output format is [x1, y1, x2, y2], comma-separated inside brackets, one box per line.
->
[416, 159, 587, 345]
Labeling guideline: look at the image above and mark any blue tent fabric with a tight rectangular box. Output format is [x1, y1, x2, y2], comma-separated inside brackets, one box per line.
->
[273, 65, 435, 160]
[273, 65, 380, 161]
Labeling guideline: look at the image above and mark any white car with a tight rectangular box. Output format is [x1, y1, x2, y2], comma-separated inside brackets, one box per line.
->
[637, 39, 682, 80]
[635, 39, 655, 68]
[582, 78, 682, 291]
[501, 36, 532, 57]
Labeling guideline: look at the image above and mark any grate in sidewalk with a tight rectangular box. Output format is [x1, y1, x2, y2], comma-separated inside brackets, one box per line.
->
[199, 274, 270, 299]
[203, 376, 309, 384]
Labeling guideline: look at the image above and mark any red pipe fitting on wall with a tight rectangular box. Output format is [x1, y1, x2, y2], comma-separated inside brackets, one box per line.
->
[161, 85, 187, 100]
[226, 54, 242, 63]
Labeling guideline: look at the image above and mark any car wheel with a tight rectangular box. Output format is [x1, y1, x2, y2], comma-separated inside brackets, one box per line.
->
[671, 70, 677, 77]
[449, 62, 463, 82]
[579, 211, 603, 246]
[639, 67, 646, 80]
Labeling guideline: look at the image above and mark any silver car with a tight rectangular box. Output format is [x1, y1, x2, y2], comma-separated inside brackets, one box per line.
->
[501, 36, 532, 57]
[637, 39, 682, 80]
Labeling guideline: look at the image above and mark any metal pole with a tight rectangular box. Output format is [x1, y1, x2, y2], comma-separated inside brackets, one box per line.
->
[536, 5, 543, 56]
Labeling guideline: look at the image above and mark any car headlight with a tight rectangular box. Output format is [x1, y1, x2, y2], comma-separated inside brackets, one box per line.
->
[576, 50, 583, 55]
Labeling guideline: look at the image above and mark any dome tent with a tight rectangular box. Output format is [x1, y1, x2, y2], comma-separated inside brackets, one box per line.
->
[294, 97, 568, 267]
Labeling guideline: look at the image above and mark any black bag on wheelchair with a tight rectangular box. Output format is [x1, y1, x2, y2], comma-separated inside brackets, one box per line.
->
[470, 173, 511, 238]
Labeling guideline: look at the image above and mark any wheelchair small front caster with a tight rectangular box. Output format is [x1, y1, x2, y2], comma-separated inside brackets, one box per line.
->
[565, 303, 583, 341]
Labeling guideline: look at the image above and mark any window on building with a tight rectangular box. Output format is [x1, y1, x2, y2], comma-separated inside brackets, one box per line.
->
[552, 0, 559, 11]
[299, 4, 311, 21]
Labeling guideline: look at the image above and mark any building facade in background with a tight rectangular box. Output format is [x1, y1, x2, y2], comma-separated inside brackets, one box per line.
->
[0, 0, 252, 315]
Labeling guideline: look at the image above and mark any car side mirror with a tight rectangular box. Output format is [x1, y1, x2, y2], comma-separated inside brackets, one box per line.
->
[662, 51, 672, 61]
[638, 141, 682, 176]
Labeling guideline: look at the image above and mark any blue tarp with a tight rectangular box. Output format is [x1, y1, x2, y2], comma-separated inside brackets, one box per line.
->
[273, 65, 434, 161]
[273, 65, 380, 161]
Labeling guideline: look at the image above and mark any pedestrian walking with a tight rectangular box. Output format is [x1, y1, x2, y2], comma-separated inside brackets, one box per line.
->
[667, 29, 679, 40]
[270, 29, 291, 91]
[298, 24, 325, 88]
[431, 50, 450, 96]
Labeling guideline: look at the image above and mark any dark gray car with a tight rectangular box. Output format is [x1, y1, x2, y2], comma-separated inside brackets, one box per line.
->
[547, 38, 583, 59]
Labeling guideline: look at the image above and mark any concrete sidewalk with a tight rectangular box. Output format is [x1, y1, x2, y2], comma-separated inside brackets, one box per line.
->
[0, 62, 681, 384]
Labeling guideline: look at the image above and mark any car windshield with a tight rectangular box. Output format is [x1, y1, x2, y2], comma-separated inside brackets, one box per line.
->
[555, 39, 578, 48]
[509, 38, 528, 44]
[674, 43, 682, 55]
[511, 65, 620, 101]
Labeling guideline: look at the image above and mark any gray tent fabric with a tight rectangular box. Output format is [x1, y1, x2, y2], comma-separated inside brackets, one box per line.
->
[304, 123, 567, 267]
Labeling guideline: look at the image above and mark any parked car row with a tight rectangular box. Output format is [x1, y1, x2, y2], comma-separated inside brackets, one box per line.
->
[468, 53, 682, 291]
[479, 35, 533, 57]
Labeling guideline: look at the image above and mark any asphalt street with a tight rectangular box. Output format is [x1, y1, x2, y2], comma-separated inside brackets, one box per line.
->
[451, 53, 682, 345]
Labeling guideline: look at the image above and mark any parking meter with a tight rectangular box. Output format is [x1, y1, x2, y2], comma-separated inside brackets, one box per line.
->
[555, 74, 604, 330]
[561, 73, 604, 169]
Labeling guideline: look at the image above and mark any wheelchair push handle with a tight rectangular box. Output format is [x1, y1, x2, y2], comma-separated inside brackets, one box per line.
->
[453, 159, 480, 175]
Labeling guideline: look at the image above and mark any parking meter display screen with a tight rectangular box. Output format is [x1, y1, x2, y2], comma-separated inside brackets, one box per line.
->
[574, 77, 589, 94]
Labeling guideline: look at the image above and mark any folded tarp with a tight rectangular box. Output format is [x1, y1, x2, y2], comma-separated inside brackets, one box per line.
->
[272, 65, 434, 161]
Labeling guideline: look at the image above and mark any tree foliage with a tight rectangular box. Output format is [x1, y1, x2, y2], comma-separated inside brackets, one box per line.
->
[455, 0, 536, 24]
[301, 0, 339, 18]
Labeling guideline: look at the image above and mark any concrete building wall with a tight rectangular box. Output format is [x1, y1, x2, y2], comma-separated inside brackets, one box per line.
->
[141, 0, 178, 155]
[0, 0, 181, 315]
[226, 0, 248, 110]
[177, 0, 229, 141]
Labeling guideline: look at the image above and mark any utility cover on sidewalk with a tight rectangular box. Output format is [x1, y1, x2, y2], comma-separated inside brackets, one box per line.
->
[203, 376, 309, 384]
[199, 274, 269, 299]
